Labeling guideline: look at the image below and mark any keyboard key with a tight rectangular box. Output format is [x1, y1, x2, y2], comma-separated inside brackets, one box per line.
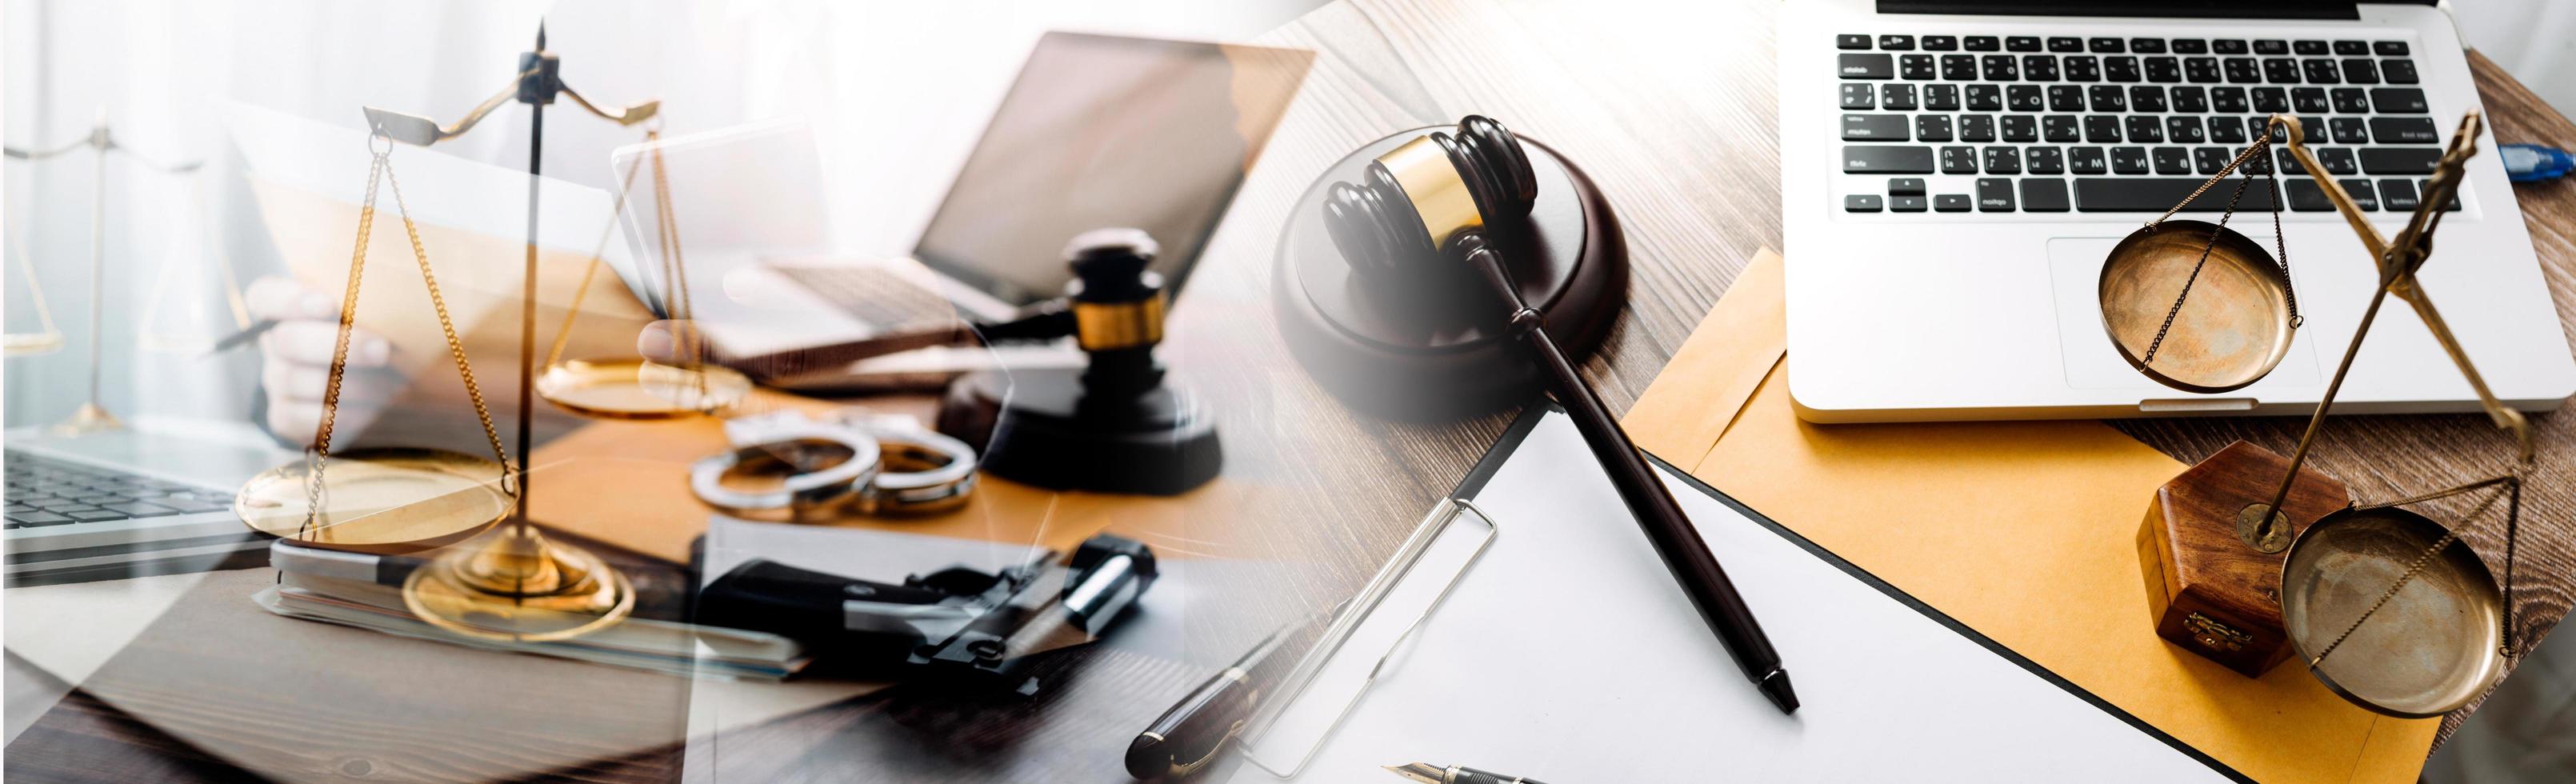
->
[2173, 38, 2209, 54]
[2341, 58, 2380, 85]
[1845, 194, 1885, 212]
[1965, 35, 2001, 52]
[2212, 86, 2250, 113]
[2330, 87, 2370, 114]
[1841, 84, 1876, 109]
[2420, 179, 2462, 210]
[2277, 148, 2306, 174]
[2130, 85, 2168, 112]
[2106, 56, 2142, 82]
[2008, 84, 2044, 110]
[1890, 195, 1928, 212]
[2064, 55, 2101, 82]
[2020, 178, 2072, 211]
[1935, 194, 1974, 211]
[2084, 114, 2122, 142]
[2329, 117, 2370, 144]
[2049, 36, 2084, 53]
[1843, 145, 1937, 173]
[1843, 114, 1910, 141]
[2001, 114, 2038, 142]
[7, 511, 74, 526]
[1841, 54, 1895, 79]
[2286, 180, 2333, 210]
[2130, 38, 2168, 54]
[1915, 114, 1954, 142]
[1982, 54, 2020, 81]
[2334, 40, 2370, 56]
[2170, 86, 2209, 113]
[1838, 34, 1872, 50]
[2089, 37, 2125, 54]
[1922, 35, 1958, 51]
[2214, 39, 2250, 54]
[2194, 146, 2233, 174]
[2292, 87, 2329, 114]
[1942, 54, 1979, 80]
[2152, 146, 2191, 174]
[2254, 39, 2290, 55]
[2263, 58, 2301, 83]
[1887, 178, 1926, 195]
[2302, 58, 2341, 85]
[2166, 116, 2206, 144]
[1967, 84, 2004, 110]
[2022, 55, 2059, 82]
[2111, 146, 2150, 174]
[1879, 34, 1915, 50]
[1924, 83, 1962, 110]
[2252, 86, 2290, 114]
[2146, 57, 2182, 83]
[102, 501, 178, 517]
[2027, 146, 2066, 174]
[64, 509, 126, 522]
[2317, 146, 2358, 175]
[1983, 146, 2022, 174]
[2070, 146, 2108, 174]
[1882, 83, 1919, 110]
[2042, 114, 2080, 142]
[2338, 178, 2379, 210]
[2006, 36, 2042, 52]
[2362, 147, 2442, 174]
[2294, 40, 2329, 55]
[2374, 41, 2409, 56]
[1942, 146, 1979, 174]
[2125, 115, 2164, 143]
[2371, 116, 2438, 143]
[2372, 87, 2428, 113]
[1900, 54, 1937, 80]
[2383, 59, 2418, 85]
[2379, 178, 2419, 210]
[2088, 85, 2127, 112]
[2074, 177, 2280, 211]
[1977, 178, 2018, 210]
[2224, 58, 2262, 83]
[2047, 85, 2086, 112]
[2184, 57, 2222, 83]
[1960, 114, 1997, 142]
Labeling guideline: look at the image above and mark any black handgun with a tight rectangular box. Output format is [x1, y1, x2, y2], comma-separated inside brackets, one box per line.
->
[698, 533, 1156, 695]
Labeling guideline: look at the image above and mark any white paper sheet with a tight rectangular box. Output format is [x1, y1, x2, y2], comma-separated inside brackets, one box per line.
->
[1230, 410, 2238, 782]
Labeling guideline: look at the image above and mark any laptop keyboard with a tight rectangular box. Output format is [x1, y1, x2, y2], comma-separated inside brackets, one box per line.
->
[4, 450, 231, 530]
[1835, 33, 2462, 214]
[773, 266, 965, 331]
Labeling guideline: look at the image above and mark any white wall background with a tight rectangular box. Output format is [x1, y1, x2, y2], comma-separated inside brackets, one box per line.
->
[2452, 0, 2576, 115]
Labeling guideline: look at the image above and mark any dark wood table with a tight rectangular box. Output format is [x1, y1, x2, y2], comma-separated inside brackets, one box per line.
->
[13, 1, 2576, 780]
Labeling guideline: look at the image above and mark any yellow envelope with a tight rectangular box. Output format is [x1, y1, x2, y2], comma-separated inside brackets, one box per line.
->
[1624, 249, 2434, 784]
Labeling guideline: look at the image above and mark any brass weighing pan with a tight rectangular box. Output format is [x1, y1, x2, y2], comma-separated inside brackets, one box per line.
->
[534, 358, 749, 419]
[234, 447, 513, 555]
[2281, 506, 2506, 718]
[2098, 219, 2297, 394]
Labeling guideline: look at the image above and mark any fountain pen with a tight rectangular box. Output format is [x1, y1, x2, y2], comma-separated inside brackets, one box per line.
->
[1386, 761, 1547, 784]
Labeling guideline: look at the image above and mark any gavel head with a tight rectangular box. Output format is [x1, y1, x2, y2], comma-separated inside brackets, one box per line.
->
[1322, 114, 1539, 285]
[1062, 228, 1168, 394]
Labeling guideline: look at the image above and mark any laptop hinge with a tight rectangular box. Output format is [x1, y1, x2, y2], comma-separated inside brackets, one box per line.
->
[1877, 2, 2364, 20]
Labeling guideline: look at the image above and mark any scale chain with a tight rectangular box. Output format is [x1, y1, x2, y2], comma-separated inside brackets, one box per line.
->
[2139, 123, 2303, 366]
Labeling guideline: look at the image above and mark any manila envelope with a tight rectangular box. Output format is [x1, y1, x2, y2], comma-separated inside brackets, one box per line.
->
[1622, 249, 2434, 784]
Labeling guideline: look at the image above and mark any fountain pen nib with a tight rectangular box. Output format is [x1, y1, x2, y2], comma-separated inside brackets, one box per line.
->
[1760, 668, 1801, 714]
[1385, 762, 1446, 783]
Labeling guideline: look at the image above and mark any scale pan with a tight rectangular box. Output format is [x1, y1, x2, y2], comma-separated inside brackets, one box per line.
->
[234, 447, 512, 554]
[2282, 506, 2506, 718]
[534, 358, 749, 419]
[2098, 220, 2294, 394]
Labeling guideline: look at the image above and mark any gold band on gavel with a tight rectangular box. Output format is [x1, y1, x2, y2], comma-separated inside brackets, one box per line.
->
[1074, 296, 1166, 351]
[1378, 135, 1482, 249]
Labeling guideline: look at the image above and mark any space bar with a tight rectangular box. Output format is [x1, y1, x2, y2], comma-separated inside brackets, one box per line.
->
[2074, 178, 2280, 213]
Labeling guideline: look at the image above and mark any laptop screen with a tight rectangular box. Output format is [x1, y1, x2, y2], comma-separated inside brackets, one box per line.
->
[908, 32, 1313, 306]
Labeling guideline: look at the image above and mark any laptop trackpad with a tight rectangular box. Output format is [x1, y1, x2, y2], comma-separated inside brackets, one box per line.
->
[2046, 237, 2322, 391]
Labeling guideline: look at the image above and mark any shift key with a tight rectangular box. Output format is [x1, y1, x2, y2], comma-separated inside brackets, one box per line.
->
[1842, 114, 1910, 141]
[1843, 145, 1935, 174]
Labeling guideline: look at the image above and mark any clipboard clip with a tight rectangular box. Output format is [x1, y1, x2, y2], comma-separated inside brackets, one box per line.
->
[1234, 498, 1501, 778]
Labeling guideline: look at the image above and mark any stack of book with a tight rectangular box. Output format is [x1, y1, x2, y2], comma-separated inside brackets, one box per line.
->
[259, 539, 808, 680]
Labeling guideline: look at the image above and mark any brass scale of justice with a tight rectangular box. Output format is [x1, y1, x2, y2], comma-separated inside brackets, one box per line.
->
[230, 29, 749, 642]
[2099, 110, 2531, 717]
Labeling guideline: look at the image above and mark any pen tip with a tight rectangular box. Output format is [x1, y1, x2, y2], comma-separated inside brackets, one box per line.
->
[1385, 762, 1443, 783]
[1760, 668, 1800, 714]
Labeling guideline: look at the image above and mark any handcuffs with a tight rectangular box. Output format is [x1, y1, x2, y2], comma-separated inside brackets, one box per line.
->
[690, 410, 979, 520]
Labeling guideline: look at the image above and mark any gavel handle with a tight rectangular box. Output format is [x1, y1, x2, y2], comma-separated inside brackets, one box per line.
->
[1464, 242, 1794, 710]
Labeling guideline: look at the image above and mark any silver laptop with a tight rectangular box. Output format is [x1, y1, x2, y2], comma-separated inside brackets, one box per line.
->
[5, 426, 292, 585]
[628, 32, 1310, 390]
[1780, 0, 2576, 422]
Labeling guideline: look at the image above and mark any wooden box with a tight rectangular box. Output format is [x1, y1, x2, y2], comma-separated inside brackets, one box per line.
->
[2136, 441, 2351, 677]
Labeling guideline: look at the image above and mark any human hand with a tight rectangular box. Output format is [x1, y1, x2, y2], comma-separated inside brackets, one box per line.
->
[245, 276, 402, 444]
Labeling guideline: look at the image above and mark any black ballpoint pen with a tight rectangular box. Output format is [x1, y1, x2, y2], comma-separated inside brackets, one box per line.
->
[1125, 613, 1325, 779]
[1386, 761, 1549, 784]
[1462, 235, 1798, 714]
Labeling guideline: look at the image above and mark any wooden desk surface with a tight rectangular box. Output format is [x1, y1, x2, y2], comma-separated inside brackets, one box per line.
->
[12, 1, 2576, 781]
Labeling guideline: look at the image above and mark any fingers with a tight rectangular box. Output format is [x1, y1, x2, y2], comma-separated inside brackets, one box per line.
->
[265, 367, 400, 445]
[245, 276, 341, 322]
[638, 320, 726, 365]
[262, 321, 392, 368]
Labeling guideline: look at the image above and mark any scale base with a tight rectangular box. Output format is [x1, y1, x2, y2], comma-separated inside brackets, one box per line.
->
[49, 402, 124, 437]
[2135, 441, 2350, 677]
[936, 367, 1221, 496]
[402, 525, 634, 642]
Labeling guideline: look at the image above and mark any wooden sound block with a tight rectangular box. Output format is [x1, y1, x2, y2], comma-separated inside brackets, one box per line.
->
[2136, 440, 2352, 677]
[2133, 441, 2359, 675]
